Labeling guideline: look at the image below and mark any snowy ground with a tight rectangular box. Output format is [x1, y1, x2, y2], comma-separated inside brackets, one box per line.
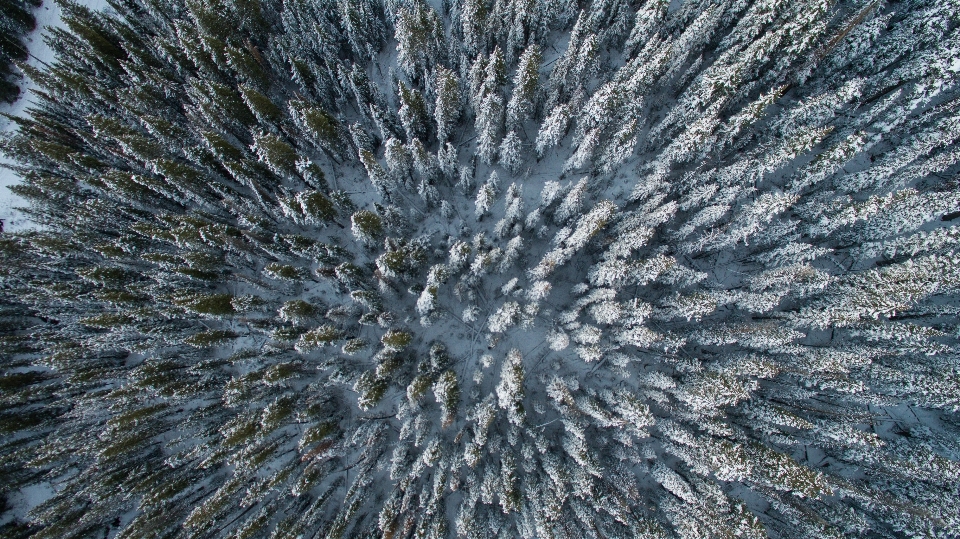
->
[0, 0, 109, 232]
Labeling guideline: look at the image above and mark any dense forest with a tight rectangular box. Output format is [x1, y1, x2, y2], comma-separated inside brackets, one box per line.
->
[0, 0, 41, 103]
[1, 0, 960, 537]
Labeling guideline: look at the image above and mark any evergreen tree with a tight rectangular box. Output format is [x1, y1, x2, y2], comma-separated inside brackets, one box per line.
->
[535, 103, 572, 157]
[395, 0, 446, 80]
[457, 0, 488, 56]
[384, 136, 414, 186]
[499, 130, 523, 174]
[397, 79, 431, 142]
[434, 66, 462, 143]
[339, 0, 386, 62]
[289, 100, 349, 161]
[0, 0, 39, 103]
[506, 44, 542, 130]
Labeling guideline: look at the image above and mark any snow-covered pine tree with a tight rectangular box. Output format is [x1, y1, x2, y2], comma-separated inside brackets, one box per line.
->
[397, 79, 431, 141]
[506, 44, 542, 130]
[395, 0, 445, 81]
[434, 66, 462, 143]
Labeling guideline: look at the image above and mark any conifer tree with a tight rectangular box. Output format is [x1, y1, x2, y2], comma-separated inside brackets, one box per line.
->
[0, 0, 38, 102]
[434, 66, 462, 143]
[397, 79, 431, 142]
[499, 130, 523, 174]
[506, 44, 542, 130]
[395, 0, 446, 80]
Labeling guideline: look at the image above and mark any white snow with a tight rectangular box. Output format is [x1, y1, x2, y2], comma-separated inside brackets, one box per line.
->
[0, 482, 54, 525]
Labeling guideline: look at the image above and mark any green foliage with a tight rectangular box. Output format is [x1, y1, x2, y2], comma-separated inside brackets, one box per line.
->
[239, 84, 283, 124]
[351, 210, 384, 244]
[174, 266, 219, 280]
[264, 263, 307, 281]
[297, 325, 342, 350]
[253, 132, 298, 175]
[349, 290, 381, 310]
[380, 329, 412, 351]
[374, 352, 403, 378]
[397, 80, 430, 140]
[77, 266, 136, 286]
[376, 238, 427, 279]
[79, 312, 135, 328]
[226, 45, 270, 88]
[329, 190, 357, 213]
[0, 0, 36, 102]
[300, 191, 338, 222]
[354, 370, 388, 410]
[278, 299, 317, 323]
[434, 67, 461, 141]
[434, 370, 459, 427]
[175, 293, 236, 316]
[407, 373, 432, 404]
[291, 101, 344, 156]
[232, 294, 267, 313]
[202, 130, 245, 161]
[264, 361, 301, 383]
[342, 338, 368, 354]
[272, 326, 305, 342]
[334, 262, 364, 286]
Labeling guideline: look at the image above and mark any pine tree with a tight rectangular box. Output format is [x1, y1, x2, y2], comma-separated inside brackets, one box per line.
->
[0, 0, 38, 103]
[434, 67, 463, 143]
[351, 209, 384, 245]
[395, 0, 446, 80]
[554, 178, 588, 225]
[475, 172, 499, 219]
[535, 103, 572, 157]
[289, 100, 348, 161]
[624, 0, 668, 54]
[384, 136, 414, 187]
[397, 80, 431, 141]
[499, 130, 523, 174]
[506, 44, 542, 130]
[476, 92, 505, 164]
[496, 349, 526, 425]
[239, 83, 285, 127]
[339, 0, 386, 62]
[546, 12, 599, 111]
[360, 149, 394, 199]
[458, 0, 488, 56]
[349, 122, 378, 153]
